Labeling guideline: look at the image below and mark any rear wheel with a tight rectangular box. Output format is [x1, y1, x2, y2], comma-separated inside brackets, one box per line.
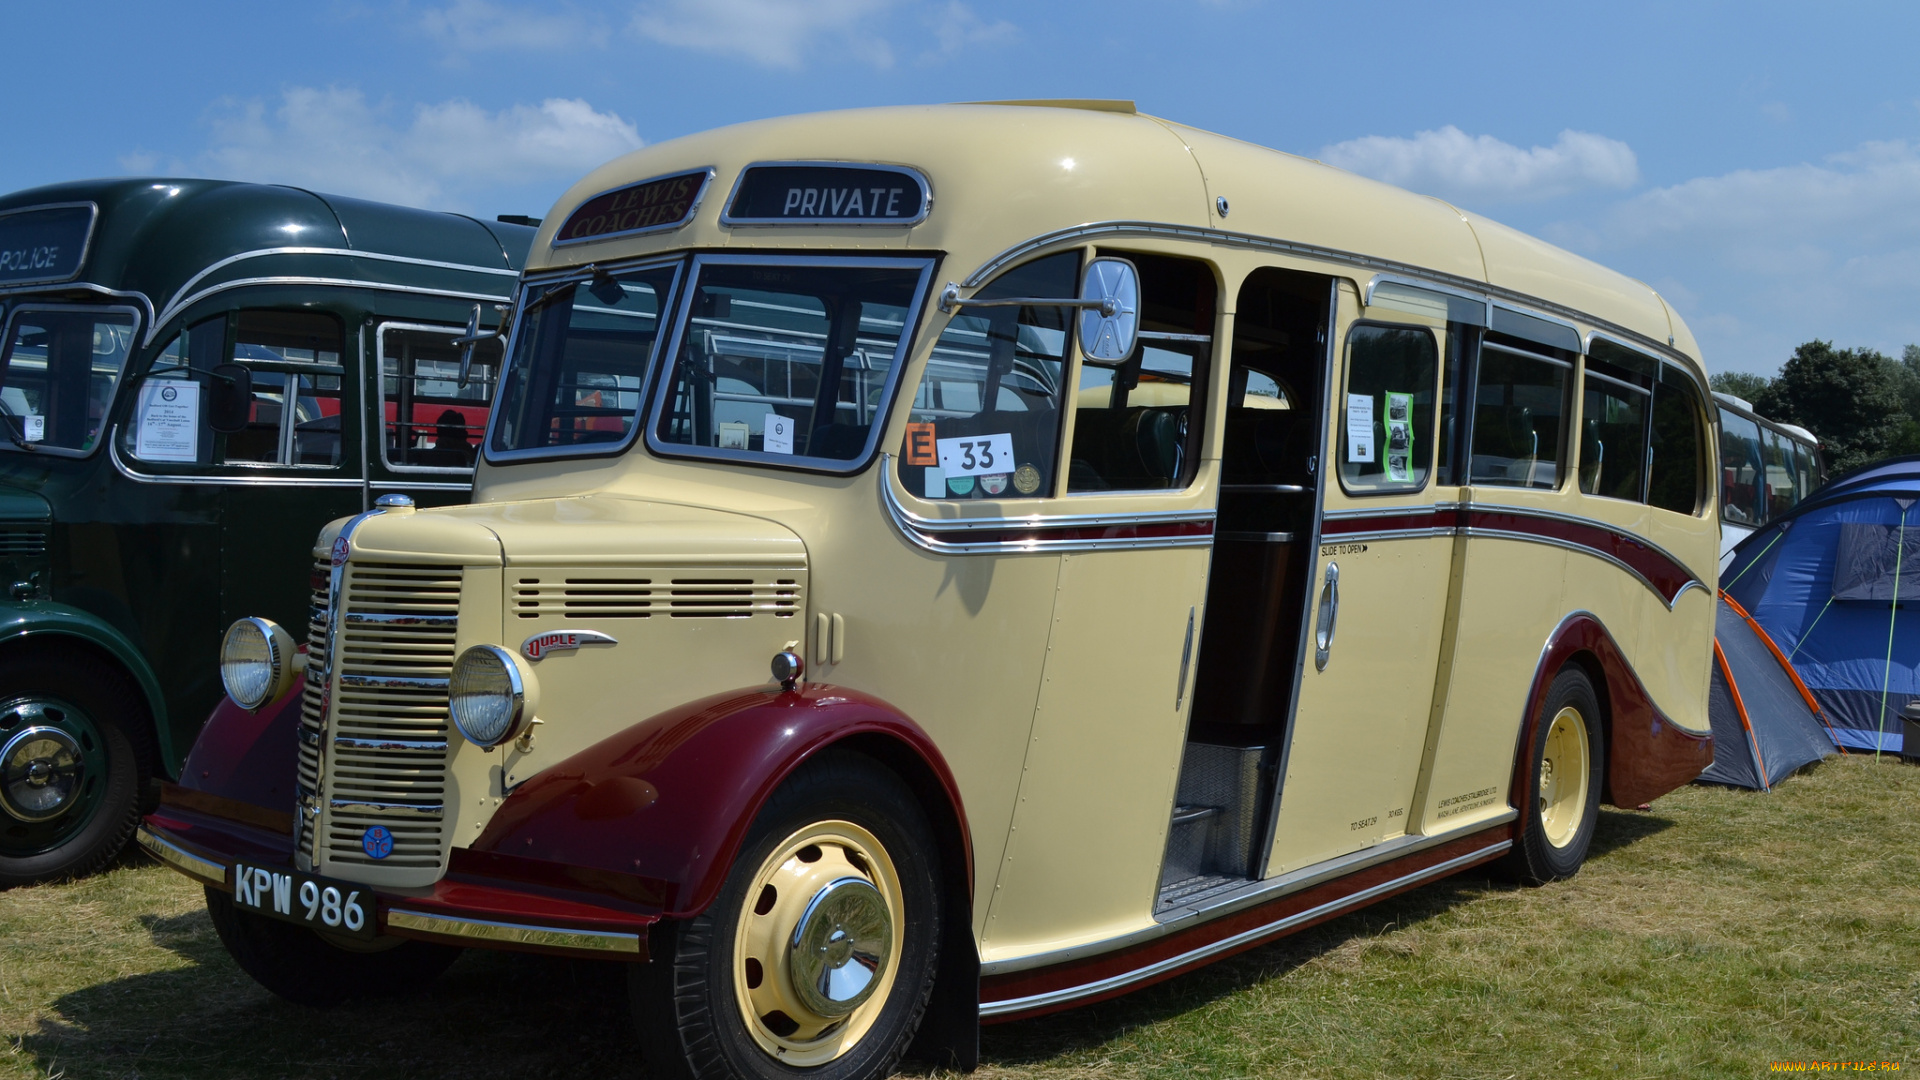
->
[1499, 666, 1604, 884]
[0, 651, 152, 887]
[631, 751, 941, 1080]
[205, 886, 461, 1007]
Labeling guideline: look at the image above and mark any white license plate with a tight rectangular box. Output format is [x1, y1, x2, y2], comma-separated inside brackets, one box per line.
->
[229, 862, 375, 939]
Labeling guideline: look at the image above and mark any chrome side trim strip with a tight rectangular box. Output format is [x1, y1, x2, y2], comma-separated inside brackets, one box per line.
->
[150, 276, 515, 348]
[979, 838, 1512, 1017]
[982, 813, 1516, 977]
[385, 908, 643, 955]
[135, 827, 225, 886]
[959, 221, 1697, 373]
[152, 246, 516, 340]
[1330, 526, 1455, 544]
[880, 457, 1214, 554]
[109, 438, 367, 487]
[329, 798, 444, 816]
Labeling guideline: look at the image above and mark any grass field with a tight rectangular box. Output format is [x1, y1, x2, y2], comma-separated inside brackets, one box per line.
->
[3, 755, 1916, 1080]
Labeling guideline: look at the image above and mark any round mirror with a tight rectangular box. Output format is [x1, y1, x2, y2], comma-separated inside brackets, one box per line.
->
[1078, 257, 1139, 362]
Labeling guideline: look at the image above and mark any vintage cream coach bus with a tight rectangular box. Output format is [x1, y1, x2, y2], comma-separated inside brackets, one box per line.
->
[141, 102, 1717, 1079]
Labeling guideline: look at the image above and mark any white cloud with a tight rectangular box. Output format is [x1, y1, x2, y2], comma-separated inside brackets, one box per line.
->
[1582, 139, 1920, 252]
[631, 0, 896, 70]
[418, 0, 605, 52]
[1541, 139, 1920, 372]
[922, 2, 1017, 61]
[199, 86, 642, 210]
[1320, 125, 1639, 203]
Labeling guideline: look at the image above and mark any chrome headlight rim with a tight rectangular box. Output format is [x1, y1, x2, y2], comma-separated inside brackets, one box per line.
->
[220, 617, 297, 712]
[449, 644, 536, 749]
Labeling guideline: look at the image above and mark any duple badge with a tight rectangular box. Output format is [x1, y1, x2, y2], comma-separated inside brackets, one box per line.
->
[521, 630, 619, 660]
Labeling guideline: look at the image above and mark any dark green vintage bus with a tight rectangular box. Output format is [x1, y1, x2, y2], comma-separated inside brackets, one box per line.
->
[0, 179, 532, 884]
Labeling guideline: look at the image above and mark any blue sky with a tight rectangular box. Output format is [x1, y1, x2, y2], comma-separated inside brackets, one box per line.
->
[8, 1, 1920, 375]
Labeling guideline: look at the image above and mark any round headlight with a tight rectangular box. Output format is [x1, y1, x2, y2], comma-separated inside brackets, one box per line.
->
[221, 618, 297, 710]
[449, 645, 538, 748]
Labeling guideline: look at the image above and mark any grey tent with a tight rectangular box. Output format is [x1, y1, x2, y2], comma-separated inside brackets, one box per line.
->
[1701, 593, 1838, 789]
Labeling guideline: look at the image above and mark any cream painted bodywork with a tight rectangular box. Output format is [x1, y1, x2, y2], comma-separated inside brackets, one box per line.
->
[289, 104, 1717, 965]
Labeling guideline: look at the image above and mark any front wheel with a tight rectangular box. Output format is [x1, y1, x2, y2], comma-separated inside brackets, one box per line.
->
[205, 886, 462, 1006]
[631, 750, 942, 1080]
[1498, 666, 1605, 885]
[0, 651, 153, 887]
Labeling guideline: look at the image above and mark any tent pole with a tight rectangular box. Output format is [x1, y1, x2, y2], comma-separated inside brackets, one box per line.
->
[1875, 505, 1910, 761]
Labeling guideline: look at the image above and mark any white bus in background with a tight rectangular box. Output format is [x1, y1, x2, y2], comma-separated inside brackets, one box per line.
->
[1716, 391, 1825, 565]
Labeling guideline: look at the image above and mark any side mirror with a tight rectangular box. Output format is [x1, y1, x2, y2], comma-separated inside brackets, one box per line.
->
[208, 363, 252, 434]
[450, 302, 509, 388]
[1077, 257, 1139, 362]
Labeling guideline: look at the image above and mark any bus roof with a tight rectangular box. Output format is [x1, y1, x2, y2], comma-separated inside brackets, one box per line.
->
[0, 178, 534, 341]
[528, 103, 1701, 376]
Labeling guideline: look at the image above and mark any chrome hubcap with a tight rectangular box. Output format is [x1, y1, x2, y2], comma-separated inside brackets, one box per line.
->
[789, 877, 892, 1017]
[1, 725, 84, 822]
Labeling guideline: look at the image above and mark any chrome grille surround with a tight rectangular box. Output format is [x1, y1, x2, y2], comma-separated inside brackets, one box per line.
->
[295, 507, 461, 886]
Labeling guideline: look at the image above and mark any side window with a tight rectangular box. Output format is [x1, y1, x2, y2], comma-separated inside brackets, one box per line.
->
[1067, 252, 1214, 492]
[1763, 427, 1800, 518]
[1647, 366, 1706, 515]
[123, 310, 346, 468]
[225, 311, 345, 467]
[379, 325, 501, 470]
[1470, 338, 1571, 490]
[899, 251, 1077, 499]
[1338, 324, 1438, 493]
[1718, 408, 1766, 525]
[1577, 359, 1650, 502]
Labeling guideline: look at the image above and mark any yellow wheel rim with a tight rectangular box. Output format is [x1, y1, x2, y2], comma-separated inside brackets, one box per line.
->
[1538, 706, 1591, 849]
[730, 820, 904, 1067]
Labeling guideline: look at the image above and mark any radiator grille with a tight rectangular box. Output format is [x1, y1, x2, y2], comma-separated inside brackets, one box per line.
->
[321, 562, 460, 870]
[296, 558, 329, 865]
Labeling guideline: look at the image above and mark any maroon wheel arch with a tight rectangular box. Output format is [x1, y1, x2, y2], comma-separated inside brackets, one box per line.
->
[1510, 613, 1713, 821]
[177, 681, 304, 813]
[472, 682, 971, 919]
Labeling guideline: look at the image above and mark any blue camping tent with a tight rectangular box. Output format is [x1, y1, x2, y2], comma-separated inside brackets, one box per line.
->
[1722, 454, 1920, 754]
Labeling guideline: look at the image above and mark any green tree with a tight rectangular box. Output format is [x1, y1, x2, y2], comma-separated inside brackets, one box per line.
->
[1710, 370, 1773, 403]
[1753, 341, 1911, 472]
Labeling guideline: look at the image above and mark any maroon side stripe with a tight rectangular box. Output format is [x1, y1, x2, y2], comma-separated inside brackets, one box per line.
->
[1320, 507, 1699, 604]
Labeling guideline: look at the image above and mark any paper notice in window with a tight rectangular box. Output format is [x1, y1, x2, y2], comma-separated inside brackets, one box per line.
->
[1384, 391, 1413, 482]
[1345, 393, 1374, 463]
[21, 415, 42, 443]
[763, 413, 794, 455]
[134, 381, 200, 462]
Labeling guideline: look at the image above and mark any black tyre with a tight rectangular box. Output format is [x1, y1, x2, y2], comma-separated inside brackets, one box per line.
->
[205, 886, 462, 1007]
[0, 649, 154, 887]
[1498, 666, 1605, 885]
[631, 750, 942, 1080]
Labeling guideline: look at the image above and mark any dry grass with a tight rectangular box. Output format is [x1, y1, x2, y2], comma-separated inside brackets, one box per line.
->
[3, 755, 1917, 1079]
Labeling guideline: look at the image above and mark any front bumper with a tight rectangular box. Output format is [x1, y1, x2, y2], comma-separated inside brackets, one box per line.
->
[139, 791, 657, 961]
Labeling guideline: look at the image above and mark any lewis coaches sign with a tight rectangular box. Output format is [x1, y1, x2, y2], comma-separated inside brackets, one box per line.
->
[554, 169, 713, 246]
[0, 203, 95, 286]
[722, 163, 930, 226]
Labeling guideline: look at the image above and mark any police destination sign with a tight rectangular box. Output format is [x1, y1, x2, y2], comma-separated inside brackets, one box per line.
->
[722, 163, 930, 226]
[0, 203, 94, 286]
[554, 168, 712, 246]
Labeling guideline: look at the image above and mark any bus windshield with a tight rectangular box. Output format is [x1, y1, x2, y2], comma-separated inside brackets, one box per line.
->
[489, 264, 680, 457]
[0, 306, 136, 453]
